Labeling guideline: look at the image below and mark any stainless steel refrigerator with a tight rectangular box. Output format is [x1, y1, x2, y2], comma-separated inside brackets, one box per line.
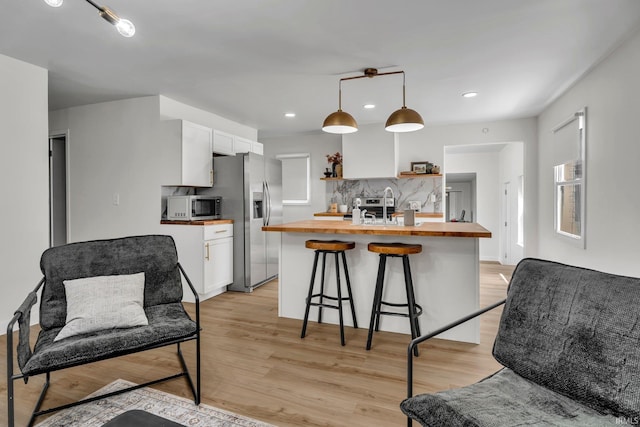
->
[213, 152, 282, 292]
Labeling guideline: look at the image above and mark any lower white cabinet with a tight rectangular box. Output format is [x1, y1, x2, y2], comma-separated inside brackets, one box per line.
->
[162, 223, 233, 302]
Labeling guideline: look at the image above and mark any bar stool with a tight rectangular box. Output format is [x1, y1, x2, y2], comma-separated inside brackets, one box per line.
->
[366, 242, 423, 355]
[301, 240, 358, 346]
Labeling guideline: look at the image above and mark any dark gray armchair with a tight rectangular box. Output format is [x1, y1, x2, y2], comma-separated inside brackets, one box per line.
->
[402, 258, 640, 426]
[7, 235, 201, 427]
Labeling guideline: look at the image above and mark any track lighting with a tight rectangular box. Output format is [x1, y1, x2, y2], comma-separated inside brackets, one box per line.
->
[43, 0, 135, 37]
[322, 68, 424, 134]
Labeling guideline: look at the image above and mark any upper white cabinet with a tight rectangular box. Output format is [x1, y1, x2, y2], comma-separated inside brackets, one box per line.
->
[342, 124, 399, 179]
[161, 120, 213, 187]
[233, 136, 253, 153]
[234, 136, 263, 155]
[213, 132, 263, 156]
[251, 141, 264, 155]
[213, 130, 235, 156]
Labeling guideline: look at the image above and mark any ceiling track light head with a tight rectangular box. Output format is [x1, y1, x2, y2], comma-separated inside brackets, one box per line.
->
[45, 0, 135, 37]
[98, 6, 119, 25]
[322, 67, 424, 134]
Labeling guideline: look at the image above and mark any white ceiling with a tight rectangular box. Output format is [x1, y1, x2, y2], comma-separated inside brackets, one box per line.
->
[3, 1, 640, 138]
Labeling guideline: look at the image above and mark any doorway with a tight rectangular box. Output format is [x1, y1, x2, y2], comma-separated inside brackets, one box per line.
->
[49, 133, 68, 247]
[444, 142, 524, 265]
[445, 173, 476, 222]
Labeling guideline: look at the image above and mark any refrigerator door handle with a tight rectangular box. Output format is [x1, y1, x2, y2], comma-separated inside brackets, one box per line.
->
[265, 180, 271, 225]
[262, 181, 267, 226]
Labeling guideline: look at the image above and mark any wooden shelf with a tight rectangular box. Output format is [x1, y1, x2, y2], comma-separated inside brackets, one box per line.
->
[320, 174, 442, 181]
[397, 173, 442, 179]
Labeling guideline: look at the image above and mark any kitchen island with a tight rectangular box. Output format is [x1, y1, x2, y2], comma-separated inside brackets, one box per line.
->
[263, 220, 491, 343]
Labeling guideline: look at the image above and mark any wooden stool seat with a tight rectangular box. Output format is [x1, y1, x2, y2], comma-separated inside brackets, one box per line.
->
[367, 242, 422, 255]
[306, 240, 356, 251]
[301, 240, 358, 346]
[366, 242, 423, 356]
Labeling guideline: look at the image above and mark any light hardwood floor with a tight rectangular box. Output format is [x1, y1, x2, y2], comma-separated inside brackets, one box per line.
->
[0, 262, 513, 427]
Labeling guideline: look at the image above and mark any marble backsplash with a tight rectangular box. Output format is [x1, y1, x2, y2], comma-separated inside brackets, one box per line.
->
[326, 177, 442, 213]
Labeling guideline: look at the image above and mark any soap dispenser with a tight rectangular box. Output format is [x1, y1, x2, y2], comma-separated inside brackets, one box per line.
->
[352, 198, 361, 225]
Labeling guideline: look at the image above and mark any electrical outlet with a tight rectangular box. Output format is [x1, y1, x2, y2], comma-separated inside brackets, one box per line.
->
[408, 200, 421, 211]
[112, 192, 120, 206]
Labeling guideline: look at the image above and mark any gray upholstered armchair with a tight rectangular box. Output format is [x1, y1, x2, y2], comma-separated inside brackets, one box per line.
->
[6, 235, 201, 427]
[402, 258, 640, 426]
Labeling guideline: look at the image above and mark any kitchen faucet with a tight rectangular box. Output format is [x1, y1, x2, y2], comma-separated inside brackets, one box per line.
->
[383, 186, 394, 224]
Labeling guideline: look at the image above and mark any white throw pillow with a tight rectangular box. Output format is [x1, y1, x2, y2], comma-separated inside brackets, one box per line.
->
[54, 272, 149, 342]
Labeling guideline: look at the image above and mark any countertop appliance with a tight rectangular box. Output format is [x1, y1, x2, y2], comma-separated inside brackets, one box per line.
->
[167, 195, 221, 220]
[212, 152, 282, 292]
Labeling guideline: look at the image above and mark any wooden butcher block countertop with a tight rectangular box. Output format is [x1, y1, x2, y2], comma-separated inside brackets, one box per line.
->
[263, 220, 491, 238]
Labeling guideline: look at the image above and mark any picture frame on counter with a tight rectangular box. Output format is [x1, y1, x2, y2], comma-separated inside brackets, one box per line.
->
[411, 161, 432, 174]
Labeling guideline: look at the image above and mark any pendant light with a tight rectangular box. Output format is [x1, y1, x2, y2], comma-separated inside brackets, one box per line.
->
[322, 68, 424, 134]
[322, 80, 358, 134]
[385, 72, 424, 132]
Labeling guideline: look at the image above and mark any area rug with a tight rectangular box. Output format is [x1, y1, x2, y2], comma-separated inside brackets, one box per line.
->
[35, 379, 276, 427]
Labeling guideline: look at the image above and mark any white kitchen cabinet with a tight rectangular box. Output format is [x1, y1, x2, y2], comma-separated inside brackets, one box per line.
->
[234, 136, 264, 154]
[251, 141, 264, 155]
[213, 130, 235, 156]
[233, 136, 253, 153]
[342, 124, 399, 179]
[213, 131, 262, 155]
[161, 223, 233, 302]
[161, 120, 213, 187]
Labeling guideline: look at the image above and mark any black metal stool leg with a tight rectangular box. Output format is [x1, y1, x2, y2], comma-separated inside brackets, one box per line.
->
[405, 257, 422, 338]
[335, 252, 346, 346]
[367, 254, 387, 350]
[374, 254, 387, 332]
[403, 255, 420, 357]
[318, 251, 327, 324]
[341, 251, 358, 329]
[301, 251, 320, 338]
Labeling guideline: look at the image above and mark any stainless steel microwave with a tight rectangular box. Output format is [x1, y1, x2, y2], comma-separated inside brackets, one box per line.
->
[167, 195, 221, 221]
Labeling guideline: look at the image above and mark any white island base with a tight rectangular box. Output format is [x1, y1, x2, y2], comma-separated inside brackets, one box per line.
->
[277, 232, 482, 344]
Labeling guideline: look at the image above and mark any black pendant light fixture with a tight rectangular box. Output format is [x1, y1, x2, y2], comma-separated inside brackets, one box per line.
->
[322, 68, 424, 134]
[43, 0, 136, 37]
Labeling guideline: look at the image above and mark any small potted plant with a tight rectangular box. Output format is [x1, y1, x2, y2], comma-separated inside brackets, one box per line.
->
[326, 152, 343, 177]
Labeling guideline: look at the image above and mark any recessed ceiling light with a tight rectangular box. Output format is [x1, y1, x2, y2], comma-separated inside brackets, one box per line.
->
[363, 104, 376, 109]
[284, 112, 296, 118]
[462, 92, 478, 98]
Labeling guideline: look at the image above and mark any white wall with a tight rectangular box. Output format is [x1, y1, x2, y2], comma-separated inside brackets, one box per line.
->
[261, 131, 341, 222]
[537, 28, 640, 276]
[446, 151, 501, 261]
[0, 54, 49, 332]
[50, 97, 166, 241]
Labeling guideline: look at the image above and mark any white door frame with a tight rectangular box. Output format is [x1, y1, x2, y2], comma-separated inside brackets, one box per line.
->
[502, 181, 512, 265]
[49, 130, 70, 247]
